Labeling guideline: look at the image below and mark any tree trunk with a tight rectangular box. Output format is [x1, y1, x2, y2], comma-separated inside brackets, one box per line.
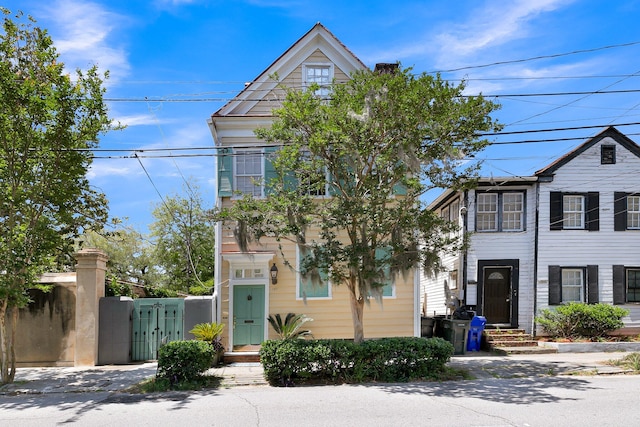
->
[0, 299, 17, 385]
[348, 282, 365, 344]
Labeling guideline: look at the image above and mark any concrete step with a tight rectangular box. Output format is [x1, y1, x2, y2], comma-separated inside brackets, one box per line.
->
[223, 352, 260, 363]
[492, 346, 558, 355]
[485, 334, 534, 342]
[489, 340, 539, 348]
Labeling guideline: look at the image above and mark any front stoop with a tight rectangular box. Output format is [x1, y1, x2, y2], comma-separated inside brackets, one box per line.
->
[223, 352, 261, 363]
[483, 329, 557, 355]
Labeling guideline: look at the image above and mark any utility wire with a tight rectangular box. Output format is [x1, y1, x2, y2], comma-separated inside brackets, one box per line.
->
[427, 40, 640, 74]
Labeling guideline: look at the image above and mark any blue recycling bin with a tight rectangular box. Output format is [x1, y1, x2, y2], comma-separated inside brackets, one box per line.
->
[467, 316, 486, 351]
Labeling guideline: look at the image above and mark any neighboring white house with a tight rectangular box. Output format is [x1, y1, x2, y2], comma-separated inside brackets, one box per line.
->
[422, 126, 640, 335]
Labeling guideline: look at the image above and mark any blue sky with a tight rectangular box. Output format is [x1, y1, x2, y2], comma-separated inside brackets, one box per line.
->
[6, 0, 640, 232]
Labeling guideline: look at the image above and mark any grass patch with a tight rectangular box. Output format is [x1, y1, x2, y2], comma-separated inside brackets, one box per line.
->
[433, 367, 474, 381]
[126, 374, 222, 393]
[607, 352, 640, 372]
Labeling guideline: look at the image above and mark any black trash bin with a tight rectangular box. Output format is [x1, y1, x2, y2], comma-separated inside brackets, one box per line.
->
[467, 316, 486, 352]
[441, 319, 470, 355]
[421, 317, 435, 338]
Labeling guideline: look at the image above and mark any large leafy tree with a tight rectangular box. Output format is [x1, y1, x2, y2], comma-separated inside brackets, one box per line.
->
[219, 65, 501, 343]
[0, 9, 114, 383]
[150, 186, 215, 294]
[81, 222, 159, 290]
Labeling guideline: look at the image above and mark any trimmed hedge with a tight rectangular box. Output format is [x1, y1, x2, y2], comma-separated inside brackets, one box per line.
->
[536, 302, 629, 339]
[157, 340, 214, 384]
[260, 337, 454, 386]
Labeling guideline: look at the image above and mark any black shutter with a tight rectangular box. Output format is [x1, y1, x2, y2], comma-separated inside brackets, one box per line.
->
[586, 192, 599, 231]
[587, 265, 599, 303]
[614, 192, 628, 231]
[550, 192, 563, 230]
[549, 265, 561, 305]
[613, 265, 626, 304]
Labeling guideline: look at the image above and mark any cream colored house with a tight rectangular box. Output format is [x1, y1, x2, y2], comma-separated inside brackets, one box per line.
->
[208, 23, 420, 358]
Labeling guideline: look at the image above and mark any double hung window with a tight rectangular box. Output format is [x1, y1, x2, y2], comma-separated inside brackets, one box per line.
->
[303, 64, 333, 97]
[234, 150, 263, 196]
[550, 192, 599, 231]
[476, 192, 524, 232]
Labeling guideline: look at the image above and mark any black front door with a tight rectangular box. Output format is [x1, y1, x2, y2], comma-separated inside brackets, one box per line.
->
[483, 267, 511, 324]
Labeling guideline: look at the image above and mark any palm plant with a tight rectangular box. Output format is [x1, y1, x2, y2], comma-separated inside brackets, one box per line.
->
[189, 322, 225, 353]
[267, 313, 313, 340]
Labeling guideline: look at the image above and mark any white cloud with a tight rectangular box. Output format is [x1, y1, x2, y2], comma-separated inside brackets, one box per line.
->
[116, 114, 162, 127]
[436, 0, 572, 59]
[44, 0, 130, 82]
[361, 0, 574, 72]
[88, 161, 138, 179]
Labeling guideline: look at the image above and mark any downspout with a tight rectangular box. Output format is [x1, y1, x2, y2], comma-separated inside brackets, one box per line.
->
[532, 180, 540, 336]
[414, 267, 420, 337]
[462, 190, 469, 309]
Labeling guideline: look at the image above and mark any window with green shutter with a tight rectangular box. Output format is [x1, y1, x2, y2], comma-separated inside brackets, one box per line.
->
[297, 245, 330, 299]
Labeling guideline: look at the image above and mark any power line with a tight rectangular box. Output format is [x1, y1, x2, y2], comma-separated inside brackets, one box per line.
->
[427, 40, 640, 74]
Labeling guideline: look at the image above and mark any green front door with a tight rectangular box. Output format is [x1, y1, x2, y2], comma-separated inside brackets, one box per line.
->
[233, 285, 265, 347]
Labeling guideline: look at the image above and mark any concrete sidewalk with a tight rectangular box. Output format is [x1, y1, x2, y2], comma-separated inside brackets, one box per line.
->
[0, 351, 634, 395]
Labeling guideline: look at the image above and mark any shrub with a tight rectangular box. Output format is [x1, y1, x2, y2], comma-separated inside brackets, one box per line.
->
[536, 302, 628, 339]
[157, 340, 214, 385]
[260, 337, 454, 386]
[267, 313, 313, 340]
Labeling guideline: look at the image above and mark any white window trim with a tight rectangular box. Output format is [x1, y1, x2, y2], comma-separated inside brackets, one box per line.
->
[502, 193, 524, 231]
[476, 193, 498, 232]
[628, 195, 640, 230]
[302, 63, 334, 96]
[561, 268, 584, 303]
[562, 195, 585, 229]
[233, 148, 263, 198]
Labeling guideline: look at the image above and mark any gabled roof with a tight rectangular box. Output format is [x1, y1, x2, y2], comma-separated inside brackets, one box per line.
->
[535, 126, 640, 178]
[212, 22, 367, 118]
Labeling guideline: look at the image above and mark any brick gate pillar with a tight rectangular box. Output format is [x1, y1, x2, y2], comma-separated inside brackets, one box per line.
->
[74, 248, 108, 366]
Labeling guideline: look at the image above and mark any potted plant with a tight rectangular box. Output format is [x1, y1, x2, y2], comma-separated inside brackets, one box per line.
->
[189, 322, 225, 365]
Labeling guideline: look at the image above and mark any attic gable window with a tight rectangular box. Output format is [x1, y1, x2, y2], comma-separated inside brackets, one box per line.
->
[601, 145, 616, 164]
[303, 64, 333, 97]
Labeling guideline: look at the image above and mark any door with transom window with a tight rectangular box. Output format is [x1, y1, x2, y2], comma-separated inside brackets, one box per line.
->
[233, 285, 265, 348]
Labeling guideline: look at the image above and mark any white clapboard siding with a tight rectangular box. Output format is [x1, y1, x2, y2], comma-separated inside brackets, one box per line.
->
[537, 134, 640, 332]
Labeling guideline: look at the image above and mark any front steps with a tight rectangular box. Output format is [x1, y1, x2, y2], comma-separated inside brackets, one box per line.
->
[484, 329, 557, 355]
[223, 351, 261, 363]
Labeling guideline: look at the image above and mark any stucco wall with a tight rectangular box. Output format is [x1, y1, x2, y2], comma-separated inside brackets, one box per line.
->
[15, 273, 77, 367]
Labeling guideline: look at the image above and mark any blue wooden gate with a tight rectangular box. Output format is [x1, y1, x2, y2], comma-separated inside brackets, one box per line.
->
[132, 298, 184, 361]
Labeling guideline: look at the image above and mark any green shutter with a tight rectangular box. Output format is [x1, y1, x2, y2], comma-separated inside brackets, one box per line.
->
[375, 247, 394, 297]
[217, 147, 233, 197]
[264, 147, 278, 195]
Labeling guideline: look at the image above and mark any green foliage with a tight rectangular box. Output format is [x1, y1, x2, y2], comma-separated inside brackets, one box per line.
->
[189, 322, 225, 352]
[0, 9, 115, 384]
[610, 352, 640, 372]
[150, 186, 215, 293]
[189, 279, 214, 295]
[218, 65, 501, 342]
[260, 337, 454, 386]
[81, 222, 159, 288]
[132, 375, 221, 393]
[143, 286, 179, 298]
[156, 340, 214, 385]
[536, 302, 628, 339]
[105, 278, 135, 298]
[267, 313, 313, 340]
